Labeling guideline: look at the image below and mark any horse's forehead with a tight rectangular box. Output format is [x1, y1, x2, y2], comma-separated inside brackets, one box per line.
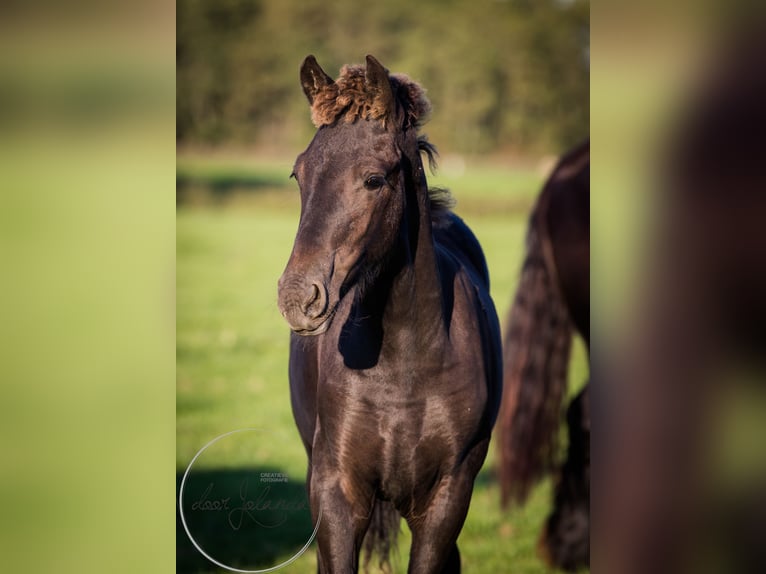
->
[299, 123, 400, 171]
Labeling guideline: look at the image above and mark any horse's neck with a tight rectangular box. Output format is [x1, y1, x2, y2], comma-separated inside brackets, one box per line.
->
[384, 179, 447, 344]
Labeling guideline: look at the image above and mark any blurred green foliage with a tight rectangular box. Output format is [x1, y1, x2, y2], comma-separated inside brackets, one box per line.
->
[177, 0, 589, 154]
[0, 6, 176, 573]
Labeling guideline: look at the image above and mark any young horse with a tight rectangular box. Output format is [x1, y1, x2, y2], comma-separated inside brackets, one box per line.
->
[277, 55, 502, 573]
[496, 140, 590, 571]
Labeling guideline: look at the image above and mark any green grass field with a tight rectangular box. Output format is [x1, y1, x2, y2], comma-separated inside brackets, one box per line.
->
[177, 155, 589, 573]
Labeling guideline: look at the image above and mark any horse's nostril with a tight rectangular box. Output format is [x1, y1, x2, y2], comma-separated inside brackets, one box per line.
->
[303, 282, 327, 318]
[301, 283, 318, 310]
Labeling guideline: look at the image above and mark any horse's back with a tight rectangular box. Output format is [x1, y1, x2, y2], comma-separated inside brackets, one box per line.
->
[433, 211, 491, 291]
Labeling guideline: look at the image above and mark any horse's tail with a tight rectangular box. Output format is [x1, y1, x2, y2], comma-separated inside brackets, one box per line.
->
[362, 499, 400, 573]
[498, 200, 573, 507]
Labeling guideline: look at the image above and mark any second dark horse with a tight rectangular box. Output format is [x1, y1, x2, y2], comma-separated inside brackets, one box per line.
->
[497, 140, 590, 571]
[277, 55, 502, 573]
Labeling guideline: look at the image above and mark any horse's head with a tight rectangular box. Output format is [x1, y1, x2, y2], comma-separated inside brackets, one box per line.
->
[278, 55, 431, 335]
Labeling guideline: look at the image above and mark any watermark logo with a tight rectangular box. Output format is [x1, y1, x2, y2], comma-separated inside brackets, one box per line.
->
[178, 429, 321, 573]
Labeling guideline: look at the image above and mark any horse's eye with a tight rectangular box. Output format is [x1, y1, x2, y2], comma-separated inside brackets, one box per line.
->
[364, 175, 386, 190]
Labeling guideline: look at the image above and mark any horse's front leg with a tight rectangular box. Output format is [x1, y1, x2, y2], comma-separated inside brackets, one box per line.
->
[406, 472, 476, 574]
[310, 460, 374, 574]
[406, 435, 490, 574]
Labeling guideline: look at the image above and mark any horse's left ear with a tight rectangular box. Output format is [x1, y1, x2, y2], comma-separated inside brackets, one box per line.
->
[365, 55, 395, 121]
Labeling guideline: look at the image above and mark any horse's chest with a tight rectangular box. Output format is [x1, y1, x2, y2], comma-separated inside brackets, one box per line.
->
[318, 370, 484, 495]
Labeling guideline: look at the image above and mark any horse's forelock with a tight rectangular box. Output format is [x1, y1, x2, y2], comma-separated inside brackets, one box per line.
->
[309, 64, 431, 130]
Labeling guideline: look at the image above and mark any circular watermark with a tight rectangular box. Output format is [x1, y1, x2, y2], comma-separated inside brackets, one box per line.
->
[178, 428, 321, 572]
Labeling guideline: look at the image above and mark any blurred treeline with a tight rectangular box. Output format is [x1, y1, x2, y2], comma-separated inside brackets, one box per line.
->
[177, 0, 589, 156]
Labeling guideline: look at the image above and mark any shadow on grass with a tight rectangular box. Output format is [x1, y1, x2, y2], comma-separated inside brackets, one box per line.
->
[176, 467, 314, 574]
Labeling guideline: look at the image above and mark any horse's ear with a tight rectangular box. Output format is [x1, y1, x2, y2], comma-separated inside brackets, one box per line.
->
[300, 55, 333, 105]
[365, 55, 395, 120]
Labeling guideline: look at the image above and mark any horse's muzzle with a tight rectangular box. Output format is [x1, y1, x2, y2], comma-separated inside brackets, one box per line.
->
[277, 274, 332, 335]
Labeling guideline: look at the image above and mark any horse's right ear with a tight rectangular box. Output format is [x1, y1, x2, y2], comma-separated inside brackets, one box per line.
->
[300, 55, 333, 105]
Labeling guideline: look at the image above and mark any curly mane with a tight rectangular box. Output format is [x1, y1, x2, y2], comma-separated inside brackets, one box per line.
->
[309, 64, 431, 130]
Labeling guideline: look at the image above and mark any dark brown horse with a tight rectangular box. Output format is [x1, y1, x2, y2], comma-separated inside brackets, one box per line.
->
[277, 55, 502, 573]
[497, 140, 590, 571]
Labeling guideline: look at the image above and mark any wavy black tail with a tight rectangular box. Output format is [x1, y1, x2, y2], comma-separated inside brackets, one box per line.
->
[362, 500, 400, 573]
[498, 202, 573, 507]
